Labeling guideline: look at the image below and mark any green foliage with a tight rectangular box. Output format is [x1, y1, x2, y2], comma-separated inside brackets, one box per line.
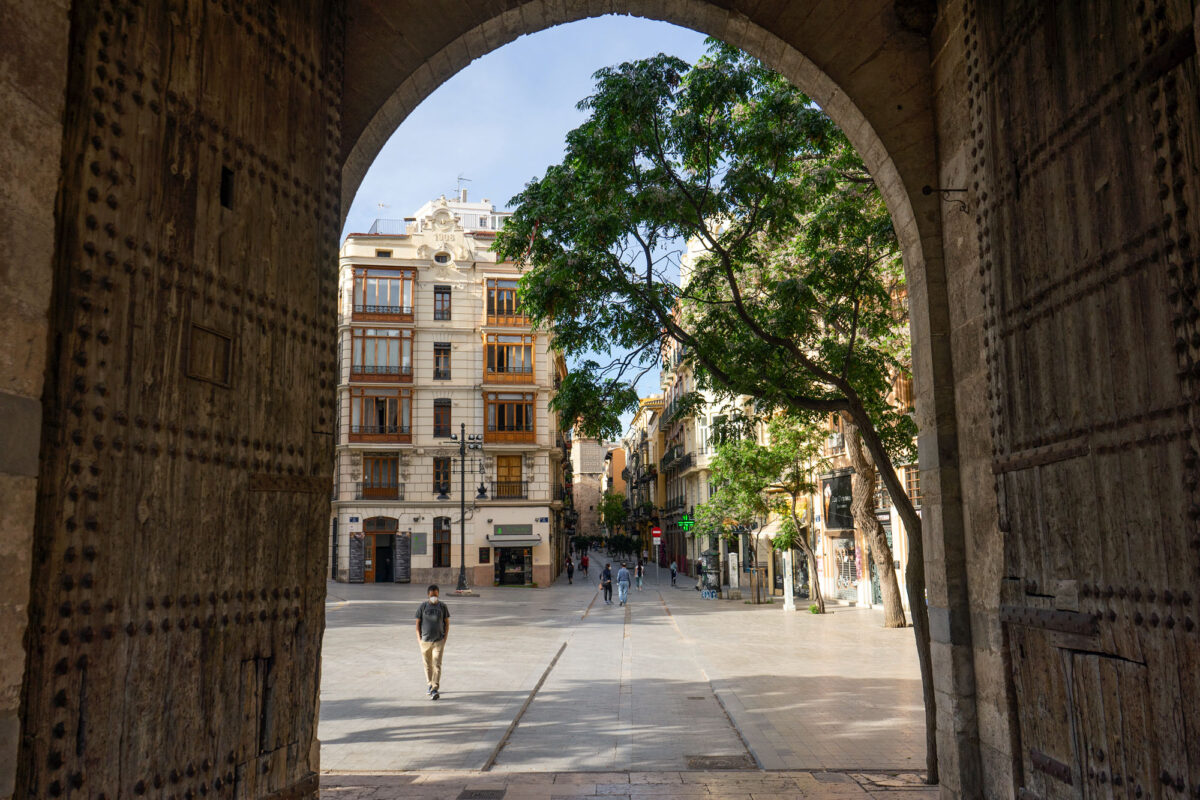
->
[598, 491, 628, 529]
[492, 39, 916, 466]
[696, 414, 829, 539]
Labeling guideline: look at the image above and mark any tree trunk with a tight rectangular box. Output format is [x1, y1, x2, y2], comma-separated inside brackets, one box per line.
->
[844, 399, 937, 785]
[842, 415, 907, 628]
[788, 499, 825, 613]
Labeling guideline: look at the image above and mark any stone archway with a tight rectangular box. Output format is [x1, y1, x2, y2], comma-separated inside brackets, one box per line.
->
[3, 3, 1198, 800]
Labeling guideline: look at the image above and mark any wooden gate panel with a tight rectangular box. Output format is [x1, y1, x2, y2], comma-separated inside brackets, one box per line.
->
[16, 2, 342, 798]
[972, 0, 1200, 795]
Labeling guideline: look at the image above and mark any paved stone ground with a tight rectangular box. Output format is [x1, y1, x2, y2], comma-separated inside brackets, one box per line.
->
[319, 559, 932, 798]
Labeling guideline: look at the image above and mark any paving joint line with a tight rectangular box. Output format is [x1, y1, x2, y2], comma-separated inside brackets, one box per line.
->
[481, 639, 569, 771]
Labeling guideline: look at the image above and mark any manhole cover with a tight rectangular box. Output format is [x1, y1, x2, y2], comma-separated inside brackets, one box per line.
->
[686, 754, 756, 770]
[457, 791, 506, 800]
[813, 772, 853, 784]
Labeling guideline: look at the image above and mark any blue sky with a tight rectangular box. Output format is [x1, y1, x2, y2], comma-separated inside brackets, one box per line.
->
[342, 15, 711, 433]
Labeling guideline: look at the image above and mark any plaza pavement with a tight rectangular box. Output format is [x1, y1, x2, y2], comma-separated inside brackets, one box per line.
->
[319, 559, 931, 798]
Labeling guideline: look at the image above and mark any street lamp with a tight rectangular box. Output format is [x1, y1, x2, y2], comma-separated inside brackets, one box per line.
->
[437, 422, 487, 593]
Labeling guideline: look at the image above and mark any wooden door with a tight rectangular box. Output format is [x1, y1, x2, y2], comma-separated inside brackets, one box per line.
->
[363, 534, 376, 583]
[497, 455, 522, 498]
[15, 2, 340, 798]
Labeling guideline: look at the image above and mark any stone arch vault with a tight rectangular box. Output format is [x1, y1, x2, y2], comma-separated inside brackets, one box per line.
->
[0, 2, 1196, 799]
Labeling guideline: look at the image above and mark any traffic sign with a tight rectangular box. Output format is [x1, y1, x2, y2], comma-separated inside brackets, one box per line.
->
[651, 526, 662, 540]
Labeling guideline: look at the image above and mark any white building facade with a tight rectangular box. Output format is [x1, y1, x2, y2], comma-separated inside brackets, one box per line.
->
[330, 194, 567, 588]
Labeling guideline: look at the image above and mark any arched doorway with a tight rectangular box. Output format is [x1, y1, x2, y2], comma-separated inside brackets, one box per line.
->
[4, 2, 1197, 799]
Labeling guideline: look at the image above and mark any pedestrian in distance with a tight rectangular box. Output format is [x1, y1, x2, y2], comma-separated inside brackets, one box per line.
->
[580, 553, 589, 578]
[600, 563, 613, 604]
[635, 560, 644, 590]
[616, 562, 631, 606]
[670, 560, 678, 586]
[566, 557, 575, 584]
[415, 584, 450, 700]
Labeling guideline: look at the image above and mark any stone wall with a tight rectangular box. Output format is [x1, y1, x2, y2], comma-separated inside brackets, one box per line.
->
[0, 2, 70, 797]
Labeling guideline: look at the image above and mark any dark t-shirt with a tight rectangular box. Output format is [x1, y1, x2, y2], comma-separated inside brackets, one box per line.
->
[415, 600, 450, 642]
[600, 568, 612, 587]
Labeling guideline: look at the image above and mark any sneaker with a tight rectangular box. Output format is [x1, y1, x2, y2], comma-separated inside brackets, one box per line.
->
[431, 690, 440, 700]
[427, 685, 434, 695]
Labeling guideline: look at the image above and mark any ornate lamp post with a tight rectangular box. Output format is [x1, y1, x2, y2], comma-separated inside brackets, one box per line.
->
[437, 423, 487, 593]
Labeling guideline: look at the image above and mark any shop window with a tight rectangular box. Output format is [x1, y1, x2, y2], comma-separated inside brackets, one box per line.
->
[433, 399, 451, 438]
[433, 517, 451, 568]
[478, 547, 491, 564]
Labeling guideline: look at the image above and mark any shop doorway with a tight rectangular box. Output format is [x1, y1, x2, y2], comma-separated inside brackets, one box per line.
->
[495, 547, 533, 586]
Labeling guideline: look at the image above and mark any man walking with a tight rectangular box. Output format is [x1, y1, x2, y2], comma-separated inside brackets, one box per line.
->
[566, 557, 575, 584]
[616, 562, 632, 606]
[635, 561, 644, 590]
[580, 553, 589, 578]
[599, 563, 613, 604]
[670, 560, 678, 586]
[415, 584, 450, 700]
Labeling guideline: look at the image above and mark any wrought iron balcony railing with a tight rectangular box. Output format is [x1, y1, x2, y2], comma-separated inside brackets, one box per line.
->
[350, 425, 411, 435]
[350, 364, 413, 377]
[353, 304, 413, 315]
[490, 480, 528, 500]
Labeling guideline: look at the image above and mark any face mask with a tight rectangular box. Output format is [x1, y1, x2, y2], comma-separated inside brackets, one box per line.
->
[428, 596, 439, 604]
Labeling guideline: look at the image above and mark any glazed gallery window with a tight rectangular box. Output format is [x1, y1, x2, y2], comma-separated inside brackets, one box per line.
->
[485, 392, 535, 436]
[433, 456, 451, 494]
[434, 343, 451, 380]
[433, 516, 451, 568]
[433, 399, 451, 438]
[349, 388, 411, 435]
[905, 465, 922, 509]
[353, 268, 414, 313]
[433, 285, 451, 320]
[350, 328, 412, 377]
[485, 278, 525, 323]
[362, 455, 400, 499]
[484, 333, 534, 380]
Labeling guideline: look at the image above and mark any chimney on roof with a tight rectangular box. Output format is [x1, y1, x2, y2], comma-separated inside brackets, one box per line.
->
[460, 188, 468, 202]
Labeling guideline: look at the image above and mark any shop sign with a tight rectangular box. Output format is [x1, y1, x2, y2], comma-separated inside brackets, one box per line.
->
[822, 474, 854, 530]
[494, 523, 533, 537]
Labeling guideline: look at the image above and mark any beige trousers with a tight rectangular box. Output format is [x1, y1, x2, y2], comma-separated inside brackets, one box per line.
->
[419, 638, 446, 689]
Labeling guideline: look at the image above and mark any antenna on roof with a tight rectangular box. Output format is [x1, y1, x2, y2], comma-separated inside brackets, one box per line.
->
[377, 202, 390, 210]
[455, 174, 472, 202]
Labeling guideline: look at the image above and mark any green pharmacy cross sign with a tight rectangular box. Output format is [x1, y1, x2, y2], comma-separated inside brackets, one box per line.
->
[678, 514, 695, 532]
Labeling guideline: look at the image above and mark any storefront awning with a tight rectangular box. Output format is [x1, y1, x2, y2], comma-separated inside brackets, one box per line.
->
[486, 535, 542, 547]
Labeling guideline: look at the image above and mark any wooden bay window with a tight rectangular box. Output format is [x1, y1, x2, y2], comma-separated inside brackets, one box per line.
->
[350, 327, 413, 381]
[485, 391, 535, 443]
[484, 333, 534, 383]
[349, 387, 412, 442]
[485, 278, 527, 325]
[362, 455, 401, 499]
[352, 267, 415, 321]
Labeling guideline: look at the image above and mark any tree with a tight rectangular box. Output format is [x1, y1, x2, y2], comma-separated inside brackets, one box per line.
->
[698, 414, 829, 611]
[598, 491, 628, 534]
[493, 40, 935, 781]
